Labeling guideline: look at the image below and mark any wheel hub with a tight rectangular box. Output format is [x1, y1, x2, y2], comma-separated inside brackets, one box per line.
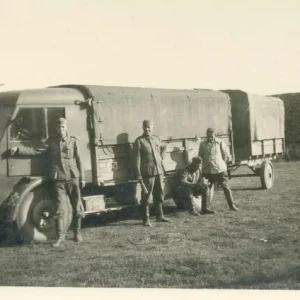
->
[31, 200, 55, 231]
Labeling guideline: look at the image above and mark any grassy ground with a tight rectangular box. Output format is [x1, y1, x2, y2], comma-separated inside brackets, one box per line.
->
[0, 161, 299, 289]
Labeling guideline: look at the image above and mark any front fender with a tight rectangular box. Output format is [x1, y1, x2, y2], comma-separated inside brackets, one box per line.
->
[0, 176, 45, 221]
[10, 177, 46, 221]
[0, 175, 23, 208]
[0, 176, 45, 244]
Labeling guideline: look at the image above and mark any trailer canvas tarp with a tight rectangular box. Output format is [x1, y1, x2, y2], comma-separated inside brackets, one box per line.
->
[223, 90, 284, 160]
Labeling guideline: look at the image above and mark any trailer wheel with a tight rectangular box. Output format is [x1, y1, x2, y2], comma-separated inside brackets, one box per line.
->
[16, 184, 72, 244]
[260, 161, 274, 189]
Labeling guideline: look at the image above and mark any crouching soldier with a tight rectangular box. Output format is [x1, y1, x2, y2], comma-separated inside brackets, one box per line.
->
[173, 156, 215, 216]
[9, 117, 85, 247]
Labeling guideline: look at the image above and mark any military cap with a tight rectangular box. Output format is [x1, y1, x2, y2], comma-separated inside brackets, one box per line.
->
[56, 117, 67, 126]
[143, 119, 154, 127]
[206, 127, 215, 134]
[191, 156, 202, 165]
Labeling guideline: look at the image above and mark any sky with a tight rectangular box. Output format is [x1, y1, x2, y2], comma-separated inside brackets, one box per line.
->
[0, 0, 300, 95]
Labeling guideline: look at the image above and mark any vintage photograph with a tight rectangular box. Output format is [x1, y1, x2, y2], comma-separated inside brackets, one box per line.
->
[0, 0, 299, 298]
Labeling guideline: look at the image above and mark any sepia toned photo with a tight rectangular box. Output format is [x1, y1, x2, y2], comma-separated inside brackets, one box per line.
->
[0, 1, 300, 298]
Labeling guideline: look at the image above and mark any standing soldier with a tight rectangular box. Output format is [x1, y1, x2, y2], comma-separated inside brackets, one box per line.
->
[198, 128, 238, 212]
[133, 120, 171, 227]
[9, 118, 86, 247]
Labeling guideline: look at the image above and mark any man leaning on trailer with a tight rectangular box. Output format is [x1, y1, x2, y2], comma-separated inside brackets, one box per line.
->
[198, 128, 238, 212]
[9, 117, 86, 247]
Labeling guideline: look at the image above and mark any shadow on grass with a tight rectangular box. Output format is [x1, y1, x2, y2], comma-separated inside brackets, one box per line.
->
[82, 203, 181, 229]
[218, 266, 300, 289]
[0, 221, 23, 247]
[0, 202, 181, 246]
[231, 187, 262, 191]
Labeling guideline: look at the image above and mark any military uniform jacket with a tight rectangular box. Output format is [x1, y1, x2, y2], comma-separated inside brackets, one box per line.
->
[17, 135, 85, 181]
[198, 137, 231, 174]
[178, 165, 205, 187]
[133, 134, 166, 178]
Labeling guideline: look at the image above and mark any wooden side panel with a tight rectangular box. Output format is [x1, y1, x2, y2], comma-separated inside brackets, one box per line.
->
[251, 139, 284, 156]
[97, 144, 132, 185]
[96, 138, 207, 185]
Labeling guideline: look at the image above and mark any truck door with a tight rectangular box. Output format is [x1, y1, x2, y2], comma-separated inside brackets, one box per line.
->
[63, 104, 93, 183]
[7, 107, 65, 176]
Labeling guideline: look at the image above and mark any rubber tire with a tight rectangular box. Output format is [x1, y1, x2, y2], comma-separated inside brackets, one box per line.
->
[16, 184, 72, 244]
[260, 160, 274, 189]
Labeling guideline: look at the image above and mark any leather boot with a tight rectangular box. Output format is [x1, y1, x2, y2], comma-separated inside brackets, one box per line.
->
[156, 203, 171, 223]
[209, 183, 214, 205]
[189, 195, 200, 216]
[200, 194, 215, 214]
[224, 189, 238, 211]
[142, 205, 152, 227]
[52, 219, 65, 247]
[73, 217, 83, 242]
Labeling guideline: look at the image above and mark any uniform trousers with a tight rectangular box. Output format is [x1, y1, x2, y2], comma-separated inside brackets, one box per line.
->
[203, 172, 234, 204]
[174, 183, 208, 210]
[52, 178, 84, 219]
[141, 175, 164, 206]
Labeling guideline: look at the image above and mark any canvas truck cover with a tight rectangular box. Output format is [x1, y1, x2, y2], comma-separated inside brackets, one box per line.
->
[80, 85, 232, 144]
[223, 90, 284, 158]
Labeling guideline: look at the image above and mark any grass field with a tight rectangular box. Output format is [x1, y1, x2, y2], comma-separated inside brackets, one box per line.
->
[0, 161, 299, 289]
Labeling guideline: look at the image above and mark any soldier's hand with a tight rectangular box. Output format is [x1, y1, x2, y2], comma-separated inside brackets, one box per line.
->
[10, 147, 19, 156]
[80, 179, 86, 189]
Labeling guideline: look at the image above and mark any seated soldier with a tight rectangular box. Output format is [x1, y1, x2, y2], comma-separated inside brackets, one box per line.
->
[173, 156, 215, 216]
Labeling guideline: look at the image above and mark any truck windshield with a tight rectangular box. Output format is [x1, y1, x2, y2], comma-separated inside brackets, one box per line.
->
[10, 107, 65, 141]
[0, 105, 15, 142]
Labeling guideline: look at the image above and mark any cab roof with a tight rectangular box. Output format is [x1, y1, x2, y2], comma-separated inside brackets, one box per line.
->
[0, 87, 85, 106]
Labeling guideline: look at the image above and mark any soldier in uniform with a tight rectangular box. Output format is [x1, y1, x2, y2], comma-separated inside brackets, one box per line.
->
[133, 119, 171, 227]
[198, 127, 238, 211]
[173, 156, 215, 216]
[9, 117, 86, 247]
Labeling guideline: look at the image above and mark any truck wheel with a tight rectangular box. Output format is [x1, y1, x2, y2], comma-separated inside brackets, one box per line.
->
[260, 161, 274, 189]
[16, 184, 72, 244]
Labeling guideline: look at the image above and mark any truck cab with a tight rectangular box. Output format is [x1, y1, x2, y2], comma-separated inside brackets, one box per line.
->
[0, 87, 94, 243]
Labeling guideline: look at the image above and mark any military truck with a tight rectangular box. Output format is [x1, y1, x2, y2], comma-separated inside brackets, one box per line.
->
[0, 85, 284, 243]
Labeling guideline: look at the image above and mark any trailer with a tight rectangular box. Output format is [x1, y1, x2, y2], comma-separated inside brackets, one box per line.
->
[223, 90, 285, 189]
[0, 85, 284, 243]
